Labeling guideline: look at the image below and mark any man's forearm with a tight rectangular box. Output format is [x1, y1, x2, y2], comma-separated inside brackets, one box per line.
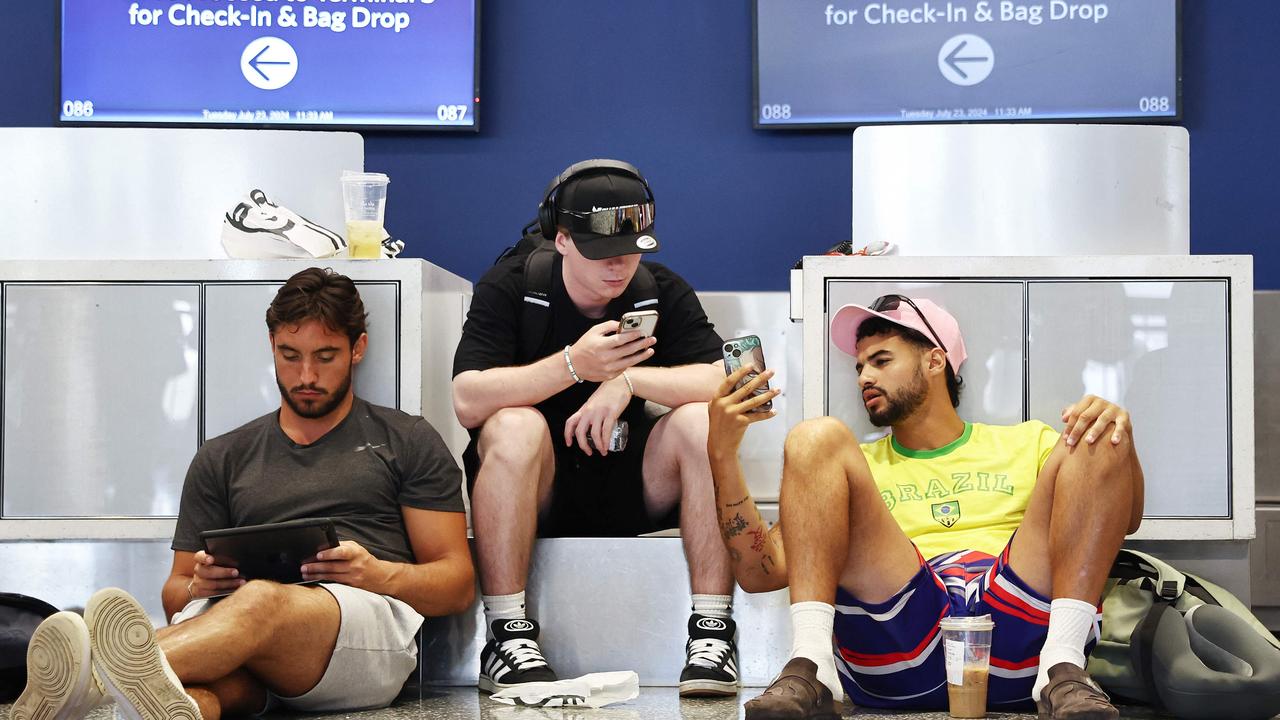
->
[709, 449, 787, 593]
[374, 554, 476, 617]
[627, 363, 722, 408]
[453, 353, 575, 428]
[161, 573, 194, 621]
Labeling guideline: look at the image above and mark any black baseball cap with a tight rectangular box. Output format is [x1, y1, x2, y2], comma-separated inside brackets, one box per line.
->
[557, 172, 660, 260]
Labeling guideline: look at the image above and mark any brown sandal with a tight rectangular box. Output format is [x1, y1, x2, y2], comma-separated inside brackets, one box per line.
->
[744, 657, 842, 720]
[1035, 662, 1119, 720]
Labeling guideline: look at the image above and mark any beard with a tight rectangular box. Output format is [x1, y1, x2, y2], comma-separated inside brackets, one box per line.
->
[866, 366, 929, 427]
[277, 372, 352, 419]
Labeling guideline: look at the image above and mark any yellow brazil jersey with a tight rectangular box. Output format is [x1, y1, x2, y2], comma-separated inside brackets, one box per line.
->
[860, 421, 1060, 560]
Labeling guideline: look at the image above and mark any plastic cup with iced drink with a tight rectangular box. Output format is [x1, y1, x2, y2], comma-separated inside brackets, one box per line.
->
[939, 614, 994, 718]
[341, 171, 389, 259]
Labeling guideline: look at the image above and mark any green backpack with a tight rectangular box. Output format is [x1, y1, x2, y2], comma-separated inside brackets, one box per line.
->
[1088, 549, 1280, 717]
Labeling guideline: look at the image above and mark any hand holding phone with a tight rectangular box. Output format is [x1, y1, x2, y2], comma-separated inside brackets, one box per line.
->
[619, 310, 659, 338]
[722, 335, 773, 413]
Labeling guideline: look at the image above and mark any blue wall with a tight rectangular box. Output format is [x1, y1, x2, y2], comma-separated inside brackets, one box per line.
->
[3, 2, 1277, 290]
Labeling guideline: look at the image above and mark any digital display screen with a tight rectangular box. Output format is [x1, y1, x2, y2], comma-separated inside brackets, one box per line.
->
[754, 0, 1179, 128]
[59, 0, 480, 131]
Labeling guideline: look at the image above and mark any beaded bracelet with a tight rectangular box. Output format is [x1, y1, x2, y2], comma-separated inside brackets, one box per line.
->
[622, 370, 635, 396]
[564, 345, 583, 383]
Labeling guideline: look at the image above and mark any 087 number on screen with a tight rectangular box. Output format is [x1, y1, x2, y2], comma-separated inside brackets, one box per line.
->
[436, 104, 468, 122]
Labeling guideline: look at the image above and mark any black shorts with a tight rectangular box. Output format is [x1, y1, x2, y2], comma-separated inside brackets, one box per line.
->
[464, 411, 679, 537]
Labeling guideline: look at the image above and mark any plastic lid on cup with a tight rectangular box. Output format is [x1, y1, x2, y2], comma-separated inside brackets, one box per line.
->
[341, 171, 389, 185]
[939, 614, 995, 631]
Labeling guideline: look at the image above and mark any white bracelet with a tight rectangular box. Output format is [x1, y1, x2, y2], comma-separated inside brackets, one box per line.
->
[564, 345, 583, 383]
[621, 370, 635, 396]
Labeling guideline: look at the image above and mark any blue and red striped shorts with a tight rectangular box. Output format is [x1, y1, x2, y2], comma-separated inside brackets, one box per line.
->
[832, 540, 1100, 711]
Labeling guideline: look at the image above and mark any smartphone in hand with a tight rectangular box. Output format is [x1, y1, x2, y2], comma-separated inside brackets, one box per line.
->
[619, 310, 659, 338]
[722, 335, 773, 413]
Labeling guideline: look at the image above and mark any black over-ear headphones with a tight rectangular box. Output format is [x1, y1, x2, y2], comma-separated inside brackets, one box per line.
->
[537, 159, 652, 241]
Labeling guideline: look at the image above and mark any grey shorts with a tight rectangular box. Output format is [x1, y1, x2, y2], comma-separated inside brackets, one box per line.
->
[172, 582, 423, 712]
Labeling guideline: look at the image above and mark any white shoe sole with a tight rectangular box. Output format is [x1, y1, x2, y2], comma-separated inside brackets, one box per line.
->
[85, 588, 202, 720]
[678, 678, 740, 697]
[11, 612, 95, 720]
[478, 674, 558, 695]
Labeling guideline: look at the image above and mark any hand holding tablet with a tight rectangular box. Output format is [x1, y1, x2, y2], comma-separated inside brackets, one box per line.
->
[197, 518, 339, 597]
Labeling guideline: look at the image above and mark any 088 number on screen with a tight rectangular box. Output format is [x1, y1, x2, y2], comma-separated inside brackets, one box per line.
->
[1138, 96, 1170, 113]
[760, 104, 792, 120]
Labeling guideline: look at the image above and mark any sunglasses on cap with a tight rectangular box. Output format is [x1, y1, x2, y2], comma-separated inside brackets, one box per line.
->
[559, 202, 655, 237]
[870, 294, 949, 355]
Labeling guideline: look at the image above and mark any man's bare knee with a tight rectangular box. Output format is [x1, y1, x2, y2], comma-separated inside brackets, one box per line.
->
[784, 416, 855, 470]
[225, 580, 286, 617]
[1060, 438, 1129, 488]
[477, 406, 549, 465]
[662, 402, 709, 455]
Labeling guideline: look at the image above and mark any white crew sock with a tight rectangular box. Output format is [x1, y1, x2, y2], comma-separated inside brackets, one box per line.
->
[790, 601, 842, 702]
[1032, 598, 1098, 701]
[482, 591, 526, 639]
[692, 593, 733, 619]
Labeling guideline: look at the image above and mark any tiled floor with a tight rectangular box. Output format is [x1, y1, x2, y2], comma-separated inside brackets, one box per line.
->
[2, 687, 1177, 719]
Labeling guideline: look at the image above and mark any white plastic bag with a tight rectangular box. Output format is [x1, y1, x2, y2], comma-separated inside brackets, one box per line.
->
[488, 671, 640, 708]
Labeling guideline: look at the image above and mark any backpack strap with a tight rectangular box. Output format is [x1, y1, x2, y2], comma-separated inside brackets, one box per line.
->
[621, 263, 659, 311]
[518, 248, 659, 363]
[520, 242, 557, 362]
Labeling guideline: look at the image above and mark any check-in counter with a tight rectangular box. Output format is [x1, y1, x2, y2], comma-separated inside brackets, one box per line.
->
[796, 255, 1255, 542]
[0, 259, 470, 617]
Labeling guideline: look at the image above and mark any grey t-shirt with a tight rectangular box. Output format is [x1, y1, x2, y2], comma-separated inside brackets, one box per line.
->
[172, 397, 464, 564]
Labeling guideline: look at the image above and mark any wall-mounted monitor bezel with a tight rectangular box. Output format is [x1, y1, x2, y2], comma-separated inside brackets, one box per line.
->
[56, 0, 482, 133]
[752, 0, 1182, 130]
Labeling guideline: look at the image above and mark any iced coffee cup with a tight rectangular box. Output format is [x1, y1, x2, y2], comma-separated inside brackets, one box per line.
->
[341, 171, 389, 259]
[939, 614, 994, 718]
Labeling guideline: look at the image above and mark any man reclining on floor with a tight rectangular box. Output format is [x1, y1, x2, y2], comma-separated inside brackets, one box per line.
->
[706, 294, 1143, 720]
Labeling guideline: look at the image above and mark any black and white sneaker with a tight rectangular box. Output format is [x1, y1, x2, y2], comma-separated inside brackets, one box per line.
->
[478, 618, 557, 693]
[679, 614, 740, 697]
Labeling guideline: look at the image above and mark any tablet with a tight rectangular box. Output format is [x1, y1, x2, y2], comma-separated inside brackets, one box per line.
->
[200, 518, 339, 588]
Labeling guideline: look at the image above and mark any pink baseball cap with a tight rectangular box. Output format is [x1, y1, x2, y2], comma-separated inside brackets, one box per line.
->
[830, 296, 967, 374]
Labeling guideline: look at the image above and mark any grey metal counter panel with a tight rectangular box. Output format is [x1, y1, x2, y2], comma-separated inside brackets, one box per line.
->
[851, 124, 1189, 256]
[3, 284, 201, 517]
[1028, 281, 1231, 518]
[0, 128, 362, 261]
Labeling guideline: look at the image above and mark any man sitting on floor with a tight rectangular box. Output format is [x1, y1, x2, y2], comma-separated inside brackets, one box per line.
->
[706, 294, 1144, 719]
[13, 267, 474, 720]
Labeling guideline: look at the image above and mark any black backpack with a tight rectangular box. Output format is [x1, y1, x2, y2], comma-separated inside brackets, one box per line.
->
[0, 592, 59, 702]
[495, 220, 659, 363]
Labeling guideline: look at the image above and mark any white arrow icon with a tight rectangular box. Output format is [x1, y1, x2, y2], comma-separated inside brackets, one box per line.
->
[938, 34, 994, 87]
[240, 37, 298, 90]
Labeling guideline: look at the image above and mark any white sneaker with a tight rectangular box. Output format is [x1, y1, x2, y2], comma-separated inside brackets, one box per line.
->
[11, 611, 106, 720]
[84, 588, 202, 720]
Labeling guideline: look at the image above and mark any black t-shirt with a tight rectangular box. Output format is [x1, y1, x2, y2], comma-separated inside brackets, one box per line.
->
[452, 254, 724, 431]
[171, 397, 465, 565]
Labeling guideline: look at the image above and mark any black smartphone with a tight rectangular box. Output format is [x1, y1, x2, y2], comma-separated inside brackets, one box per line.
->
[722, 335, 773, 413]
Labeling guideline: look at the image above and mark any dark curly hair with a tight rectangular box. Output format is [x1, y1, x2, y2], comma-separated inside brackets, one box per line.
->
[855, 316, 963, 407]
[265, 267, 367, 347]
